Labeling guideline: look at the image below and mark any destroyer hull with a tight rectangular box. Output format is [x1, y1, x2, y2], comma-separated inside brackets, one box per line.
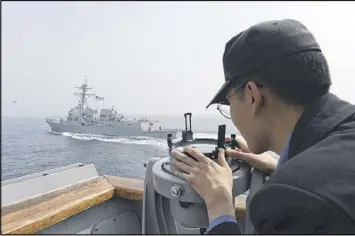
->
[46, 119, 178, 139]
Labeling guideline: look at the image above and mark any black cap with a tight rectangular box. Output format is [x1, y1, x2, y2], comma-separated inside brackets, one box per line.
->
[206, 19, 321, 108]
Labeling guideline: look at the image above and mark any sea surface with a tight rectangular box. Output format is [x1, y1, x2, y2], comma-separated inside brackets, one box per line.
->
[1, 116, 239, 181]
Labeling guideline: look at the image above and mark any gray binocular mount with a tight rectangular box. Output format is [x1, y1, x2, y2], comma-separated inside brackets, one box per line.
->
[142, 113, 266, 234]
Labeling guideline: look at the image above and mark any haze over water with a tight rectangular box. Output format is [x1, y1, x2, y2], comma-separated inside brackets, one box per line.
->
[2, 2, 355, 180]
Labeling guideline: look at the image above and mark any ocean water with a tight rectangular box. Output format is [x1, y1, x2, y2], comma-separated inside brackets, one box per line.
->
[1, 116, 239, 181]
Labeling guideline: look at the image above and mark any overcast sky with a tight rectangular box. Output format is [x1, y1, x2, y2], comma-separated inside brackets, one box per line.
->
[2, 1, 355, 117]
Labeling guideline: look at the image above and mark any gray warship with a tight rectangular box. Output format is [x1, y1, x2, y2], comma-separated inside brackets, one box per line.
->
[2, 114, 266, 234]
[45, 79, 180, 139]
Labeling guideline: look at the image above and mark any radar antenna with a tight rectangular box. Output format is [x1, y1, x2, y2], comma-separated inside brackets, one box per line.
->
[73, 76, 96, 120]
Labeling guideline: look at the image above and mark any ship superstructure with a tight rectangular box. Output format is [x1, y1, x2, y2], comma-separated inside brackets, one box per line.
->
[46, 78, 179, 139]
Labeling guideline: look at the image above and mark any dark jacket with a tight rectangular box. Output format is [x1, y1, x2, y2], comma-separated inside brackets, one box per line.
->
[209, 93, 355, 234]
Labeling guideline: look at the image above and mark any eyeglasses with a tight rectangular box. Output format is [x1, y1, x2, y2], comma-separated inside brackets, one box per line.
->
[216, 84, 244, 119]
[217, 81, 263, 119]
[217, 103, 231, 119]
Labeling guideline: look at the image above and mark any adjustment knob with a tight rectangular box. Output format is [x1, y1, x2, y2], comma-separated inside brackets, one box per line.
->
[170, 184, 184, 198]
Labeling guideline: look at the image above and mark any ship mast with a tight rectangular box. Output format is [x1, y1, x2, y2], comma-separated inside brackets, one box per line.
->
[73, 77, 96, 119]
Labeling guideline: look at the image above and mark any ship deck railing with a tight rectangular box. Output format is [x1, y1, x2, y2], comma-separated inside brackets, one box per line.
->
[1, 175, 246, 234]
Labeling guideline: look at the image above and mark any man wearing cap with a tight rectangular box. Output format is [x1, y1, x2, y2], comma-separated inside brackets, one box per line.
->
[171, 19, 355, 233]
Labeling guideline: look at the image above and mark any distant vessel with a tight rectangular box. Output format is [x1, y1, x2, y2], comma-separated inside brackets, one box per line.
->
[1, 117, 250, 235]
[45, 78, 179, 139]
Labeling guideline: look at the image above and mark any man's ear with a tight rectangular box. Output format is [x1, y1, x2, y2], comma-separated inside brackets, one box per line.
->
[245, 81, 263, 116]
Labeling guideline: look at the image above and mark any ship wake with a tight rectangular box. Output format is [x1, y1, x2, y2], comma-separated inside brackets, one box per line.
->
[60, 132, 169, 149]
[48, 130, 218, 149]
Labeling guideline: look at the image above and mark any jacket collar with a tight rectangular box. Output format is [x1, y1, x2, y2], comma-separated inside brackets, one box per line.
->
[288, 93, 355, 159]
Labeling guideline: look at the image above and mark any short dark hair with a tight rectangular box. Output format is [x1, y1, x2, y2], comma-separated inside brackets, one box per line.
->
[235, 50, 332, 107]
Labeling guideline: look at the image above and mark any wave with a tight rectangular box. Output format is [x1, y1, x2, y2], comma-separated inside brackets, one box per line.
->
[47, 130, 219, 149]
[47, 130, 62, 135]
[60, 132, 168, 149]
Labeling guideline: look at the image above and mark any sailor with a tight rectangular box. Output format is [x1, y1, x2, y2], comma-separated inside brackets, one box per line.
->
[171, 19, 355, 234]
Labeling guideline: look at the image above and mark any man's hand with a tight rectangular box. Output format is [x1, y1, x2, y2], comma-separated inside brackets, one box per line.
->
[170, 135, 278, 224]
[228, 136, 278, 175]
[226, 149, 277, 175]
[171, 147, 235, 222]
